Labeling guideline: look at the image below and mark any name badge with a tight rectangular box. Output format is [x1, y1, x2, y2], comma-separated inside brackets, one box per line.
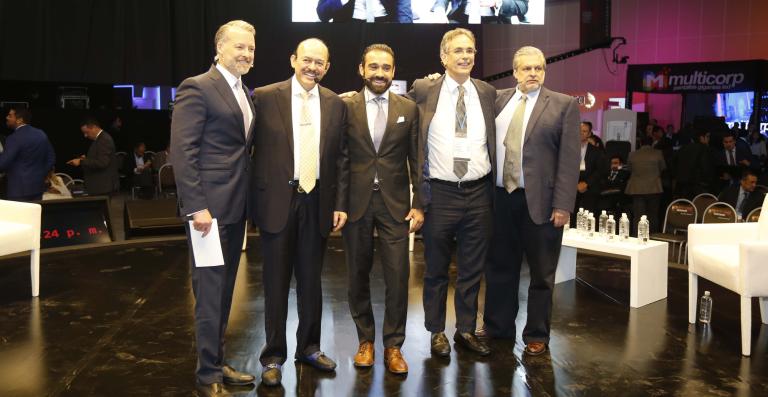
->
[454, 137, 471, 159]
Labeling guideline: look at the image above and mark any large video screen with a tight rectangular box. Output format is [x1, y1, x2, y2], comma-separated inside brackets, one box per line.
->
[714, 91, 754, 128]
[294, 0, 545, 24]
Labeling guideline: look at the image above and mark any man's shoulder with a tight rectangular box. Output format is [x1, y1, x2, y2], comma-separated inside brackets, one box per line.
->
[541, 87, 574, 103]
[253, 79, 290, 96]
[390, 92, 417, 110]
[319, 85, 345, 108]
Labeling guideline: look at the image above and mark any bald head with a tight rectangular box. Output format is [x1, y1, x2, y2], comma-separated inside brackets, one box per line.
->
[291, 37, 331, 91]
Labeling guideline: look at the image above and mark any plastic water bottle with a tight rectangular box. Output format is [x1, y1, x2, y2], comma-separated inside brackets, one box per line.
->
[606, 215, 616, 241]
[599, 210, 608, 236]
[638, 215, 649, 244]
[699, 291, 713, 324]
[577, 208, 585, 234]
[588, 213, 596, 238]
[619, 213, 630, 241]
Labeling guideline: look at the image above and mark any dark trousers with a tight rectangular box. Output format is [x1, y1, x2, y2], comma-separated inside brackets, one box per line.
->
[422, 178, 492, 334]
[10, 193, 43, 201]
[484, 188, 563, 343]
[573, 190, 599, 223]
[187, 218, 246, 385]
[343, 191, 410, 348]
[631, 193, 661, 233]
[260, 189, 326, 366]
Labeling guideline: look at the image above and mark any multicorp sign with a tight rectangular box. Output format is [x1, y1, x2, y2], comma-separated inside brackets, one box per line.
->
[627, 60, 766, 94]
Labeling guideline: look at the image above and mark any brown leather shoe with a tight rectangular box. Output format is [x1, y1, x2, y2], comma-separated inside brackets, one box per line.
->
[354, 341, 374, 367]
[524, 342, 548, 356]
[384, 347, 408, 374]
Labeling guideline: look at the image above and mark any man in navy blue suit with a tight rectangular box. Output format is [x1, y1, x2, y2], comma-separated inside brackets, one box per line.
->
[316, 0, 412, 23]
[0, 107, 55, 201]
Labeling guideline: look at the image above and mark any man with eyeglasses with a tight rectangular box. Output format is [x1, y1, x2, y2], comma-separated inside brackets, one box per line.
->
[249, 38, 349, 386]
[408, 28, 497, 358]
[482, 46, 580, 356]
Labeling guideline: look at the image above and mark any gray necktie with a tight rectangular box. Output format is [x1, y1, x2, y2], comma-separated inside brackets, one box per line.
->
[502, 95, 528, 193]
[234, 80, 251, 138]
[738, 191, 749, 215]
[372, 96, 386, 152]
[728, 149, 736, 166]
[454, 85, 469, 179]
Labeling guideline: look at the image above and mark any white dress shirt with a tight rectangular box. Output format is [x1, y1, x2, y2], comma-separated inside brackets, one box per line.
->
[428, 75, 490, 182]
[291, 75, 321, 180]
[364, 87, 389, 142]
[341, 0, 386, 20]
[494, 87, 540, 188]
[215, 63, 253, 128]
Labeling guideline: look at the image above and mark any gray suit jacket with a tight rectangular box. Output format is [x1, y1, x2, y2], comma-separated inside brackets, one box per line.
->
[495, 87, 581, 224]
[249, 78, 349, 237]
[170, 65, 256, 225]
[625, 145, 666, 195]
[407, 75, 497, 208]
[344, 89, 420, 223]
[82, 130, 119, 196]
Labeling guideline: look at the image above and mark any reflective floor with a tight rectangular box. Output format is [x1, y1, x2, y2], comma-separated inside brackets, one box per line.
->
[0, 238, 767, 396]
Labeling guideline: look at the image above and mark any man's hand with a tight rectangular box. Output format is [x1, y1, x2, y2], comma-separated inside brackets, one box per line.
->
[739, 159, 751, 167]
[333, 211, 348, 232]
[550, 208, 570, 228]
[192, 209, 214, 238]
[405, 208, 424, 233]
[577, 181, 588, 193]
[67, 157, 82, 167]
[424, 73, 441, 81]
[338, 91, 357, 99]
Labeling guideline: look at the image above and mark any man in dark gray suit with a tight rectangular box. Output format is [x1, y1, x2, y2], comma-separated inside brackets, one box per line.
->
[482, 46, 580, 356]
[67, 118, 119, 196]
[409, 28, 496, 358]
[342, 44, 422, 374]
[170, 20, 257, 396]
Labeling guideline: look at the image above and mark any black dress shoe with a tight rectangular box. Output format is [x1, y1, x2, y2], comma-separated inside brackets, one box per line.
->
[430, 332, 451, 357]
[196, 382, 229, 397]
[454, 332, 491, 356]
[296, 351, 337, 371]
[222, 365, 255, 385]
[261, 364, 282, 386]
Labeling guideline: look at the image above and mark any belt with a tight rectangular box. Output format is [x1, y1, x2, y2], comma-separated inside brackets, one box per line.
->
[289, 180, 318, 193]
[430, 174, 490, 189]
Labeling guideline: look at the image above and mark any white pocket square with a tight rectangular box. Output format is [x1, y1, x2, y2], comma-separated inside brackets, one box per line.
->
[397, 116, 405, 123]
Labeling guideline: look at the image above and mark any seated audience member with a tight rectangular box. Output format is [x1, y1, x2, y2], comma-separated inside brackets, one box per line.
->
[125, 141, 154, 198]
[718, 169, 764, 220]
[151, 142, 170, 172]
[715, 132, 754, 189]
[42, 170, 72, 200]
[747, 128, 766, 170]
[673, 128, 716, 199]
[599, 154, 630, 214]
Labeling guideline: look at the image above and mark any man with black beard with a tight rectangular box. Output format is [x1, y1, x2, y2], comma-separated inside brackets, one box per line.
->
[341, 44, 421, 374]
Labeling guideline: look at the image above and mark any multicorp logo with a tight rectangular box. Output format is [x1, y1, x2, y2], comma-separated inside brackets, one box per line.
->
[642, 67, 745, 92]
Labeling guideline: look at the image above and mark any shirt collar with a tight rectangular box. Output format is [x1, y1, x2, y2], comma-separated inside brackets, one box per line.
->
[215, 63, 241, 90]
[444, 74, 471, 95]
[14, 123, 27, 131]
[291, 75, 320, 98]
[364, 87, 389, 103]
[514, 86, 540, 102]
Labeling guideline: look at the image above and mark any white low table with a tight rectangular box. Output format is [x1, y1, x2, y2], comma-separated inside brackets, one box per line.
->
[555, 230, 669, 308]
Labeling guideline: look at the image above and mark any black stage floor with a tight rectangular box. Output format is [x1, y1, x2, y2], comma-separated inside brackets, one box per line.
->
[1, 238, 767, 396]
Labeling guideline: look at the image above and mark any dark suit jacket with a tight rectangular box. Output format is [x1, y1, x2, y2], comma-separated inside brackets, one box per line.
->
[344, 89, 420, 223]
[407, 75, 497, 209]
[431, 0, 467, 21]
[250, 78, 349, 237]
[673, 141, 716, 190]
[81, 131, 120, 196]
[0, 125, 55, 199]
[715, 145, 753, 167]
[718, 184, 764, 218]
[317, 0, 413, 22]
[495, 87, 581, 224]
[170, 65, 255, 225]
[579, 143, 606, 195]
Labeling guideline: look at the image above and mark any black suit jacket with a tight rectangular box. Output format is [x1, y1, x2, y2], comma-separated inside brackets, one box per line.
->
[82, 131, 120, 196]
[0, 125, 55, 199]
[344, 89, 420, 223]
[170, 65, 255, 225]
[495, 87, 581, 224]
[250, 78, 349, 237]
[579, 143, 606, 194]
[407, 75, 497, 209]
[317, 0, 413, 22]
[718, 184, 764, 218]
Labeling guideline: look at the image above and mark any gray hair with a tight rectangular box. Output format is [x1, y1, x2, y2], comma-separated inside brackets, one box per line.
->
[214, 20, 256, 60]
[513, 46, 546, 70]
[440, 28, 476, 56]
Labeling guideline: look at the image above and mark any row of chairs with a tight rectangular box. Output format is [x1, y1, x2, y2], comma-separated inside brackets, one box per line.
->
[55, 164, 176, 199]
[651, 193, 762, 264]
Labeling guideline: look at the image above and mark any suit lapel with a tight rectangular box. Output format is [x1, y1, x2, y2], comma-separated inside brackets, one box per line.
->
[354, 89, 376, 154]
[524, 87, 550, 146]
[244, 83, 256, 143]
[381, 92, 401, 154]
[421, 76, 443, 138]
[319, 87, 332, 159]
[208, 66, 246, 140]
[275, 80, 294, 155]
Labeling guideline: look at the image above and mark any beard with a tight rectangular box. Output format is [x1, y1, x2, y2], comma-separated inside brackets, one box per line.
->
[364, 76, 392, 95]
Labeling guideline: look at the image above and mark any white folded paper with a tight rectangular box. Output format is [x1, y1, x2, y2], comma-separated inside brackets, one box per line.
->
[189, 218, 225, 267]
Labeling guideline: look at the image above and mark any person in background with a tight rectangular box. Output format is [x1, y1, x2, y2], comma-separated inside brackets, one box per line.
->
[42, 170, 72, 200]
[67, 118, 120, 196]
[625, 135, 666, 233]
[0, 107, 56, 201]
[718, 169, 764, 221]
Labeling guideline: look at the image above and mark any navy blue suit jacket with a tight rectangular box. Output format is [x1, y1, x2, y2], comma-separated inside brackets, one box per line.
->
[317, 0, 413, 22]
[0, 125, 55, 199]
